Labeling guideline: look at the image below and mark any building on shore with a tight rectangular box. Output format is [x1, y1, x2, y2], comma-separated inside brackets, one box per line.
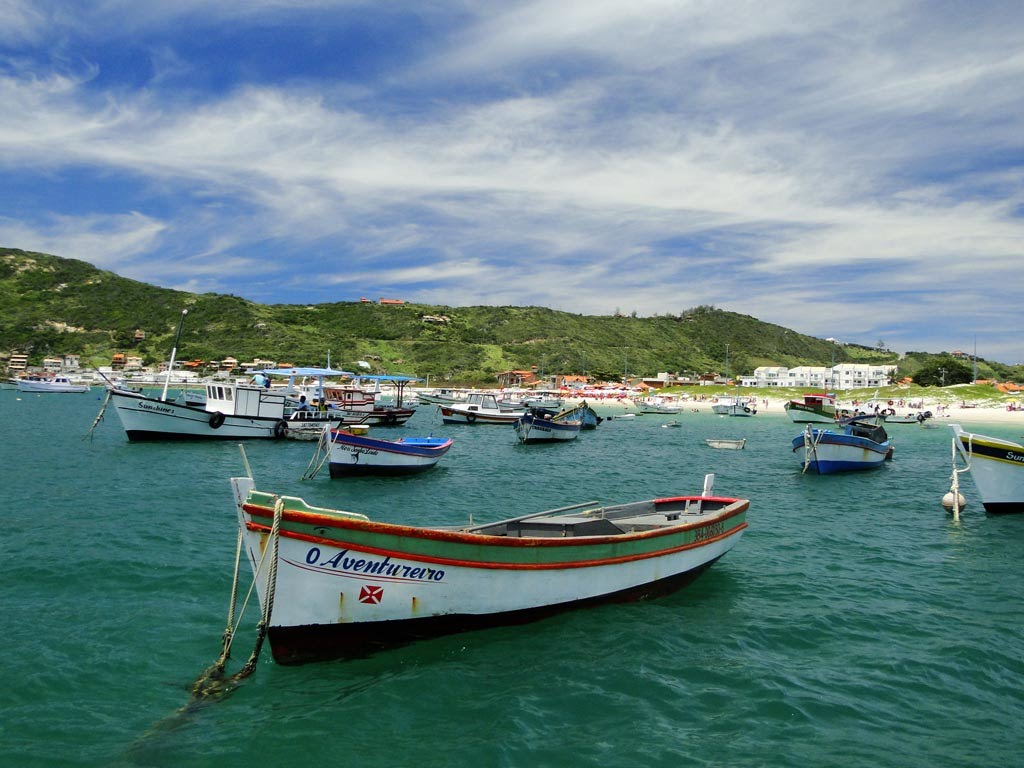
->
[740, 363, 896, 390]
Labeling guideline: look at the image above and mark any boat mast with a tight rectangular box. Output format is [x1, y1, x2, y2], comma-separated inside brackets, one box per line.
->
[160, 308, 188, 402]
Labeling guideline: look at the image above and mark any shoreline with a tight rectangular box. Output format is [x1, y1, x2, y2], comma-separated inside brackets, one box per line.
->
[560, 395, 1024, 426]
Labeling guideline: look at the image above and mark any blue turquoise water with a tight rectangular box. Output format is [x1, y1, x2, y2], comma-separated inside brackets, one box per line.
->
[3, 389, 1023, 767]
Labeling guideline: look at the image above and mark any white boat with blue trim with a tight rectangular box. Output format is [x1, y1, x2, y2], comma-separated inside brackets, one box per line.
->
[325, 426, 453, 477]
[793, 417, 893, 474]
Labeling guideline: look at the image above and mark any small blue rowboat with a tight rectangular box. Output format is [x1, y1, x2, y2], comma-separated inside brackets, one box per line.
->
[793, 418, 892, 474]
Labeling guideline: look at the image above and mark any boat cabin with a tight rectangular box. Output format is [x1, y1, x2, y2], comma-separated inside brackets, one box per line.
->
[204, 383, 287, 419]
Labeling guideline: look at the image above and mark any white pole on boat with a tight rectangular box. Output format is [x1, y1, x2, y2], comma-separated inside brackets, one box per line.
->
[702, 473, 715, 497]
[160, 308, 189, 402]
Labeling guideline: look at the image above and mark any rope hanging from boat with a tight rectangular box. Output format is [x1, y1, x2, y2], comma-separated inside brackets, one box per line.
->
[947, 434, 973, 521]
[802, 424, 826, 474]
[83, 389, 112, 439]
[189, 495, 284, 700]
[302, 424, 333, 480]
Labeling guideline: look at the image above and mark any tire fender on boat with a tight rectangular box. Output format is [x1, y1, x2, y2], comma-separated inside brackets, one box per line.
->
[466, 412, 477, 423]
[209, 411, 225, 429]
[273, 420, 288, 439]
[384, 411, 397, 425]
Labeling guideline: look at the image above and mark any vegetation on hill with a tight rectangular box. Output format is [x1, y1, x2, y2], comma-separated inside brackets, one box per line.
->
[2, 247, 1021, 386]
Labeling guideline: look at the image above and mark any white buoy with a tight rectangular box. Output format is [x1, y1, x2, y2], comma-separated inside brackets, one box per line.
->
[941, 491, 967, 511]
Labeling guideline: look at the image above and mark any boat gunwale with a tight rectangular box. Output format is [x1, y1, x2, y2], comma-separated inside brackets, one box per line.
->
[240, 495, 749, 553]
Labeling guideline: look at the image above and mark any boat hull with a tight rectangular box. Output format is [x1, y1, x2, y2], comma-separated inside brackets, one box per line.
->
[514, 414, 581, 443]
[712, 402, 757, 417]
[328, 433, 453, 477]
[793, 430, 890, 474]
[16, 380, 90, 393]
[784, 403, 835, 423]
[109, 389, 288, 441]
[439, 406, 521, 424]
[233, 480, 748, 664]
[952, 425, 1024, 513]
[266, 559, 721, 661]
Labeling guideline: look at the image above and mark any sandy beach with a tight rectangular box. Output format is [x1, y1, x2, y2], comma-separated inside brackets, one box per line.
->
[563, 393, 1024, 427]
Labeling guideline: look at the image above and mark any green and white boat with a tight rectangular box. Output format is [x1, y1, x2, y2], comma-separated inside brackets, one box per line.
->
[230, 474, 749, 664]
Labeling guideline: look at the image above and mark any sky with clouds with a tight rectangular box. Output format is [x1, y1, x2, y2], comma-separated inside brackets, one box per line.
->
[2, 1, 1022, 363]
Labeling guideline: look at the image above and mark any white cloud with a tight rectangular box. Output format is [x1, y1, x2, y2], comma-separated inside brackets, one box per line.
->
[1, 1, 1022, 362]
[0, 212, 166, 270]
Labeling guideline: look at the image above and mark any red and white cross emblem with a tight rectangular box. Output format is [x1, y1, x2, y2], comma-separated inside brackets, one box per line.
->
[359, 585, 384, 604]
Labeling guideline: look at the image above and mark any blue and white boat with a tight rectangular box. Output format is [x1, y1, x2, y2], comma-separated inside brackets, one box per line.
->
[514, 408, 582, 444]
[553, 401, 603, 429]
[793, 417, 892, 474]
[326, 426, 453, 477]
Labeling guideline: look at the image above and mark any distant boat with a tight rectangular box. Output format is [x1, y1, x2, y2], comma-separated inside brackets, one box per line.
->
[712, 397, 757, 417]
[552, 401, 603, 429]
[229, 473, 749, 663]
[793, 418, 892, 474]
[951, 424, 1024, 513]
[784, 392, 836, 423]
[882, 410, 933, 424]
[15, 375, 89, 394]
[318, 374, 420, 427]
[706, 438, 746, 450]
[439, 393, 523, 424]
[514, 409, 582, 444]
[635, 397, 684, 415]
[412, 388, 472, 406]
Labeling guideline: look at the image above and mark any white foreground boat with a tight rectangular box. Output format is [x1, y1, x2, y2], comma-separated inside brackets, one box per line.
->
[229, 473, 749, 664]
[951, 425, 1024, 513]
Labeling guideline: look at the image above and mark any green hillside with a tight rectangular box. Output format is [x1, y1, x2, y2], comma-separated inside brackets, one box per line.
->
[2, 247, 1019, 385]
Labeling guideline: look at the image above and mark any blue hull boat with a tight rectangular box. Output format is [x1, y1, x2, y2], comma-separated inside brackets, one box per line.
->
[793, 419, 892, 474]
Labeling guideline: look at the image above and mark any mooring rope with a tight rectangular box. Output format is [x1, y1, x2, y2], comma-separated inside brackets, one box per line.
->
[947, 434, 973, 520]
[189, 495, 284, 700]
[802, 424, 826, 474]
[83, 389, 112, 439]
[302, 424, 333, 480]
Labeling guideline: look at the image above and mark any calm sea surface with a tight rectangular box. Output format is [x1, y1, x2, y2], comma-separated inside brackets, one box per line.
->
[3, 389, 1023, 767]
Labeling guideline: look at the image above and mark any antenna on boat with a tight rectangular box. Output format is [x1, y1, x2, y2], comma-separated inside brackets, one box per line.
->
[160, 309, 189, 403]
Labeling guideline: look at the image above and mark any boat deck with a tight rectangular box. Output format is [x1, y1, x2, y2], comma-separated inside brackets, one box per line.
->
[476, 498, 733, 538]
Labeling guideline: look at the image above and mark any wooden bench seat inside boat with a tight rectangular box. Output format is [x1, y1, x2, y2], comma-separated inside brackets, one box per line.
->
[505, 516, 626, 537]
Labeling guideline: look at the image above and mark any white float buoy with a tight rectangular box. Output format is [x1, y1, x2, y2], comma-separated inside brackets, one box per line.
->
[941, 491, 967, 511]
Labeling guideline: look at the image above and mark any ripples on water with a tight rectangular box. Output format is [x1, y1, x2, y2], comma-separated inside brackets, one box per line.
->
[3, 390, 1024, 767]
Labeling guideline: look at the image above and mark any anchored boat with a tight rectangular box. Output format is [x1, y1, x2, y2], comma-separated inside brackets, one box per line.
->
[229, 474, 749, 663]
[794, 417, 892, 474]
[951, 424, 1024, 513]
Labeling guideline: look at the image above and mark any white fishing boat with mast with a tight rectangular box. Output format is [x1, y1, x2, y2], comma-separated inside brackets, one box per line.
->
[105, 309, 293, 441]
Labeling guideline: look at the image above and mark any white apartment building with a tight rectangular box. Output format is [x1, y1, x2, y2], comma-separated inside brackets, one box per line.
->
[741, 363, 897, 389]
